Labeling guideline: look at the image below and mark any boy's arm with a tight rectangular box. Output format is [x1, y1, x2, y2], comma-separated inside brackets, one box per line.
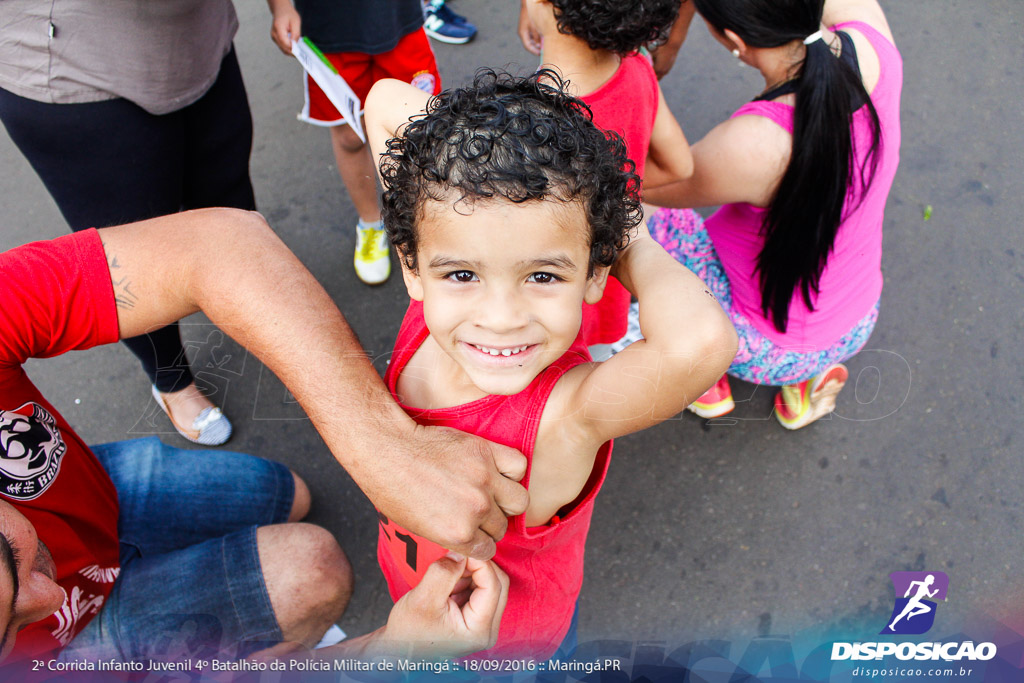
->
[101, 209, 528, 560]
[642, 85, 693, 190]
[266, 0, 302, 55]
[365, 79, 435, 172]
[560, 223, 737, 443]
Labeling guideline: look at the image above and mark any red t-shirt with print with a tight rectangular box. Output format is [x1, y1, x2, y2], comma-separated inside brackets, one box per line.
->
[0, 229, 121, 664]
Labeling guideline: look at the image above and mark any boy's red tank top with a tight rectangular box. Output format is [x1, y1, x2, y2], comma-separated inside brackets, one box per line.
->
[378, 300, 613, 658]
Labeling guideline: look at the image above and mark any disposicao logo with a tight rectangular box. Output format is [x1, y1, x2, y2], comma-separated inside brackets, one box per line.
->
[881, 571, 948, 635]
[831, 570, 997, 663]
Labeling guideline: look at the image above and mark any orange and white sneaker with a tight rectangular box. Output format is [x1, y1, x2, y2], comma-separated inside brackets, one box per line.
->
[774, 363, 849, 430]
[687, 374, 735, 418]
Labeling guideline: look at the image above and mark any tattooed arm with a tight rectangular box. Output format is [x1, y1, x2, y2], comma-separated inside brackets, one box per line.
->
[98, 210, 527, 560]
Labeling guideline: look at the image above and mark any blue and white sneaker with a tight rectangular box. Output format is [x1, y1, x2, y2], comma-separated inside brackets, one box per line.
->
[423, 0, 477, 44]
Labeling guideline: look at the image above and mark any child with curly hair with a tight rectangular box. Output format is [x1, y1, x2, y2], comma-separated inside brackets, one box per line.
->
[517, 0, 695, 350]
[364, 70, 735, 658]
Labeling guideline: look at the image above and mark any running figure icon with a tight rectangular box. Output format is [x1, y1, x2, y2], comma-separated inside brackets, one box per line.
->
[888, 574, 939, 631]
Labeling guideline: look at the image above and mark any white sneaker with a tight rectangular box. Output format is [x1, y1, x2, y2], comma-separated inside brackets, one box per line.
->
[354, 222, 391, 285]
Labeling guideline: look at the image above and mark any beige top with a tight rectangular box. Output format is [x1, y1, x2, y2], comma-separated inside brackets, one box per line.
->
[0, 0, 238, 115]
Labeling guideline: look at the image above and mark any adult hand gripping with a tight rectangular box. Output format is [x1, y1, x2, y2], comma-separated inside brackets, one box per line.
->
[352, 421, 529, 561]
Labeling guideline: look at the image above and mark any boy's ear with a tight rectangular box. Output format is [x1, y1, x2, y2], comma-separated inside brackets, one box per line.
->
[400, 257, 424, 302]
[583, 265, 611, 305]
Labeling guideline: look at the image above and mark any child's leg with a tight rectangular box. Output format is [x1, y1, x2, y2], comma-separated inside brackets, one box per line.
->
[329, 122, 381, 224]
[295, 48, 390, 284]
[328, 122, 390, 284]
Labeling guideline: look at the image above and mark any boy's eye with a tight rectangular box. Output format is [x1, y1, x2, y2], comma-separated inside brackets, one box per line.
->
[446, 270, 478, 283]
[528, 272, 560, 284]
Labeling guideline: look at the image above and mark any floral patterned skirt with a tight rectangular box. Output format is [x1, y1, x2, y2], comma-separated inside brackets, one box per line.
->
[647, 207, 878, 386]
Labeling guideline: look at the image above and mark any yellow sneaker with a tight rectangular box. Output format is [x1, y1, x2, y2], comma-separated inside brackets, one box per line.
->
[774, 364, 849, 430]
[354, 221, 391, 285]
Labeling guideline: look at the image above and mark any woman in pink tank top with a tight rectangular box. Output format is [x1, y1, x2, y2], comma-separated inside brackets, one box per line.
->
[644, 0, 902, 430]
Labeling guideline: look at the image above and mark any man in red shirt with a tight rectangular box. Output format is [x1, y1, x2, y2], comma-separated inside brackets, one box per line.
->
[0, 209, 515, 668]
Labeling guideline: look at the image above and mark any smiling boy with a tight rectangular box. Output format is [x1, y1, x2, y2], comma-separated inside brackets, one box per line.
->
[365, 69, 737, 658]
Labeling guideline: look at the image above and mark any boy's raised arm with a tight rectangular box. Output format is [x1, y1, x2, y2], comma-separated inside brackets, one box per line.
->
[565, 222, 738, 443]
[366, 79, 434, 174]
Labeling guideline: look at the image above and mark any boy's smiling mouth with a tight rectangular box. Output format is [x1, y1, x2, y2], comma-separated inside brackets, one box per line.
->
[461, 341, 540, 366]
[470, 343, 531, 357]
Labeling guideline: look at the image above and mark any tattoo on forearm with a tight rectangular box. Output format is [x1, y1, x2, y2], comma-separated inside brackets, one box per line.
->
[103, 242, 139, 310]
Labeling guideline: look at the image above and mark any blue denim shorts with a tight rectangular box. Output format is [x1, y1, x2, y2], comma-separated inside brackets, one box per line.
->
[57, 436, 295, 662]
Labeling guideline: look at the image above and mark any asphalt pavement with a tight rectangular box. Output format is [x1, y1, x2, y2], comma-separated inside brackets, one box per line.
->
[2, 0, 1022, 669]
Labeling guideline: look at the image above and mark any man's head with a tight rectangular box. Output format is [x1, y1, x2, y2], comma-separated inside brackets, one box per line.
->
[380, 69, 640, 395]
[0, 499, 64, 662]
[524, 0, 682, 56]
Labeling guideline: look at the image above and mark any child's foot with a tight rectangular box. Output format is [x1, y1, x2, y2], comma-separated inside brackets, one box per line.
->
[152, 383, 232, 446]
[423, 0, 478, 44]
[774, 363, 848, 430]
[687, 374, 735, 418]
[354, 219, 391, 285]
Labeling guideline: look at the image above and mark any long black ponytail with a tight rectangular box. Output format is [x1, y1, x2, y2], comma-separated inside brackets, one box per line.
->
[693, 0, 882, 332]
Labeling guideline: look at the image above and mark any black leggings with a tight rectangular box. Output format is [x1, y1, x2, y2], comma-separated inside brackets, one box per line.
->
[0, 48, 256, 392]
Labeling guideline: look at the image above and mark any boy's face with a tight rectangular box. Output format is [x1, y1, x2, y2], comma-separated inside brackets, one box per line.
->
[403, 198, 608, 396]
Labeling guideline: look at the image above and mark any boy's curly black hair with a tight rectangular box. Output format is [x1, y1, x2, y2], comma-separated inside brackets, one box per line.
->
[550, 0, 682, 55]
[380, 68, 641, 274]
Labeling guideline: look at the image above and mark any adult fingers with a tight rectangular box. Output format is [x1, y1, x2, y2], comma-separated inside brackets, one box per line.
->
[413, 554, 468, 610]
[491, 563, 510, 645]
[490, 442, 528, 482]
[462, 559, 507, 649]
[488, 443, 529, 518]
[464, 527, 499, 562]
[491, 471, 529, 519]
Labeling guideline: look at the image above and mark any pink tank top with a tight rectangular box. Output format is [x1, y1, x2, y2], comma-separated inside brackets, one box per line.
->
[378, 300, 613, 658]
[706, 21, 902, 349]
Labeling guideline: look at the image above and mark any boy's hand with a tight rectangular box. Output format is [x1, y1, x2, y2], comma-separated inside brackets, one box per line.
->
[268, 0, 302, 55]
[517, 0, 542, 56]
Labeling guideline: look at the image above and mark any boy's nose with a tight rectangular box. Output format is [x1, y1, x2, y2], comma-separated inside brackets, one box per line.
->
[476, 288, 529, 333]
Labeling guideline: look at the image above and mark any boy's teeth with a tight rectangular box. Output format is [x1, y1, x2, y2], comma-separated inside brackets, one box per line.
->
[475, 344, 527, 356]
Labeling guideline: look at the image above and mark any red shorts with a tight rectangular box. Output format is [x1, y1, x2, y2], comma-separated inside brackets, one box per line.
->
[300, 28, 441, 126]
